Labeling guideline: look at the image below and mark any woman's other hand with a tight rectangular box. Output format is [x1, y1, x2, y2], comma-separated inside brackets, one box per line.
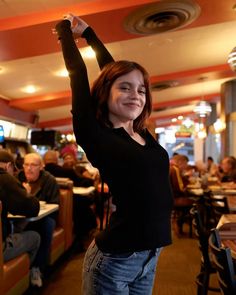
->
[63, 13, 89, 38]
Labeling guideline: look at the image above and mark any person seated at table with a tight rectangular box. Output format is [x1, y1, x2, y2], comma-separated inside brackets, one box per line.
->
[43, 150, 95, 187]
[0, 149, 42, 287]
[169, 154, 194, 234]
[218, 156, 236, 183]
[62, 151, 99, 186]
[17, 152, 60, 285]
[170, 154, 190, 194]
[206, 156, 218, 176]
[44, 150, 97, 242]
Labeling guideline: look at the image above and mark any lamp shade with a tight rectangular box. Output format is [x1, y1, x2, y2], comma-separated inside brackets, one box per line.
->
[228, 47, 236, 72]
[193, 101, 212, 117]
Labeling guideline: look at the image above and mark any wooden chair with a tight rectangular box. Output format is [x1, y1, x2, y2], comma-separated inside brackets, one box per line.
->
[207, 194, 230, 226]
[209, 229, 236, 295]
[172, 196, 194, 237]
[190, 204, 220, 294]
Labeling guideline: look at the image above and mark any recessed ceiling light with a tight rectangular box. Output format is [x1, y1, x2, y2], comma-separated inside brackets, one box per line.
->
[22, 85, 37, 94]
[81, 47, 96, 59]
[172, 118, 177, 122]
[57, 69, 69, 77]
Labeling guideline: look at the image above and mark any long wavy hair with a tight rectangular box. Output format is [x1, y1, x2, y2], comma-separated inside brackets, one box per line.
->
[91, 60, 152, 132]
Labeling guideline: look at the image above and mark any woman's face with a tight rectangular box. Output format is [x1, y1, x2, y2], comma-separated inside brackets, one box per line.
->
[221, 158, 231, 173]
[107, 69, 146, 127]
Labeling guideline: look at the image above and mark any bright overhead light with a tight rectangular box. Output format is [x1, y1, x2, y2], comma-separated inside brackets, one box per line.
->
[57, 69, 69, 77]
[81, 47, 96, 59]
[22, 85, 37, 94]
[177, 115, 183, 120]
[213, 118, 226, 133]
[194, 101, 212, 117]
[182, 118, 194, 128]
[171, 118, 177, 122]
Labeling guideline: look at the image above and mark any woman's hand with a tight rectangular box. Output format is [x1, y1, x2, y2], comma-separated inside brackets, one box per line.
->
[63, 13, 89, 39]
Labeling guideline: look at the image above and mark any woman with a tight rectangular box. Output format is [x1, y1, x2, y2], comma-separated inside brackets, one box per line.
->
[55, 14, 173, 295]
[220, 156, 236, 183]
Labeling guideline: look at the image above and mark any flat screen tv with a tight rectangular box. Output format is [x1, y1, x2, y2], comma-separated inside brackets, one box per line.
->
[30, 130, 57, 147]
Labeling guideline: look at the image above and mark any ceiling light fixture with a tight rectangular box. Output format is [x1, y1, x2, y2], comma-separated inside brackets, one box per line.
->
[228, 46, 236, 72]
[194, 100, 212, 117]
[193, 77, 212, 117]
[57, 69, 68, 77]
[22, 85, 37, 94]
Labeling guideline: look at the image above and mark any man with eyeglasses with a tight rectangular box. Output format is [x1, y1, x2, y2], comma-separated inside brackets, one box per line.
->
[0, 149, 41, 286]
[17, 152, 60, 287]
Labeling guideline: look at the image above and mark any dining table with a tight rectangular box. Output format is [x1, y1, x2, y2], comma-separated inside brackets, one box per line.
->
[7, 203, 59, 233]
[8, 203, 59, 221]
[216, 214, 236, 259]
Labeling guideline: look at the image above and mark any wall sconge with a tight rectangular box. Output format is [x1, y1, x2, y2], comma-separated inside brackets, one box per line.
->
[194, 122, 207, 139]
[197, 129, 207, 139]
[228, 47, 236, 72]
[213, 118, 226, 133]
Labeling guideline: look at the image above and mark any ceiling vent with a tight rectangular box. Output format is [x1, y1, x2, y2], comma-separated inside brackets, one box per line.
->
[124, 0, 201, 35]
[152, 80, 179, 91]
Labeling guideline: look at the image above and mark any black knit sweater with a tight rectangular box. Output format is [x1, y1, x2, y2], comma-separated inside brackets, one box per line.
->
[56, 20, 173, 253]
[0, 168, 39, 241]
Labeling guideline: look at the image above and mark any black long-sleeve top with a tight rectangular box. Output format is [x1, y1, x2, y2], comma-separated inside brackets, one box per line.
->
[0, 168, 39, 241]
[56, 20, 173, 253]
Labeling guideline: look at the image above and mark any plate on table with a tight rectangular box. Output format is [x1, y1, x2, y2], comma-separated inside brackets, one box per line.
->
[187, 184, 201, 189]
[208, 185, 222, 191]
[188, 188, 203, 195]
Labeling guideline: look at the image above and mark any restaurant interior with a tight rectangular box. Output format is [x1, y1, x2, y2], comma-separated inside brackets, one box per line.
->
[1, 0, 236, 294]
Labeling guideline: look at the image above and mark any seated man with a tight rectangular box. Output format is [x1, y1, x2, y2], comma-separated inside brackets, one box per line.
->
[43, 150, 97, 241]
[43, 150, 94, 187]
[0, 149, 41, 286]
[17, 152, 60, 285]
[169, 154, 190, 198]
[62, 152, 99, 186]
[169, 154, 193, 234]
[219, 156, 236, 183]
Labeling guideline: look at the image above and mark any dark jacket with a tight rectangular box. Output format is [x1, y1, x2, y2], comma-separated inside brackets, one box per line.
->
[17, 169, 60, 204]
[0, 168, 39, 241]
[44, 163, 94, 187]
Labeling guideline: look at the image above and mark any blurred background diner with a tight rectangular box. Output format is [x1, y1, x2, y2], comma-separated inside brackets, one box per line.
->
[2, 0, 236, 294]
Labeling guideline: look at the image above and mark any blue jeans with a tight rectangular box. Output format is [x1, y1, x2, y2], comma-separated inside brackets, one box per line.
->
[82, 240, 162, 295]
[3, 231, 40, 265]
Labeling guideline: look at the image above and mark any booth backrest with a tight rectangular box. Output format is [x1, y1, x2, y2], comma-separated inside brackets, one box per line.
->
[58, 187, 74, 250]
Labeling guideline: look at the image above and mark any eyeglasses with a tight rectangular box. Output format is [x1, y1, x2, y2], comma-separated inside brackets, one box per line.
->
[23, 163, 40, 168]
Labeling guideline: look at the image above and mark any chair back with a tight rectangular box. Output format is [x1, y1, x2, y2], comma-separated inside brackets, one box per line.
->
[190, 203, 211, 267]
[209, 229, 236, 295]
[205, 193, 229, 226]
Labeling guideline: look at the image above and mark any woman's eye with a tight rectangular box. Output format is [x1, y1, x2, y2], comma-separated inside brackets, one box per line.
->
[139, 89, 146, 95]
[120, 86, 130, 91]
